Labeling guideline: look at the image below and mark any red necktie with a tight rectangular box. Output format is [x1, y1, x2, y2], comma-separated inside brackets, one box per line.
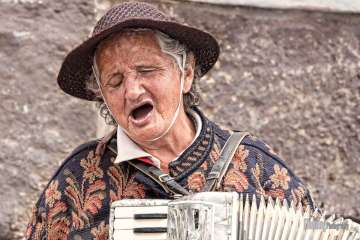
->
[137, 156, 155, 166]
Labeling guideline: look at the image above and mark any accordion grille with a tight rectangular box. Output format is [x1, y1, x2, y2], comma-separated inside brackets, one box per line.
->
[237, 194, 360, 240]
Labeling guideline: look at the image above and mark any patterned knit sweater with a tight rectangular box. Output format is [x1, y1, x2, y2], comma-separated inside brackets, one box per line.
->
[25, 109, 315, 240]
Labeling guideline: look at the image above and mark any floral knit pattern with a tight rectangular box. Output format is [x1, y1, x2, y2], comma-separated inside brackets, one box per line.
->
[25, 109, 315, 239]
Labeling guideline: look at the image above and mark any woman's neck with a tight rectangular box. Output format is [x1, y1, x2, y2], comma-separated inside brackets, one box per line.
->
[137, 108, 196, 172]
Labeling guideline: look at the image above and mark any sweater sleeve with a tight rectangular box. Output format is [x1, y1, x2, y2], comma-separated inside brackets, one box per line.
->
[25, 192, 48, 239]
[25, 140, 100, 239]
[25, 176, 73, 240]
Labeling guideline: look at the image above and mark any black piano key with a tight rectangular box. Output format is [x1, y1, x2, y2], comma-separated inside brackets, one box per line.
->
[134, 213, 167, 219]
[133, 227, 167, 233]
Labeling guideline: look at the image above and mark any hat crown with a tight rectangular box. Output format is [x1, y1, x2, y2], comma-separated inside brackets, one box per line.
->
[93, 2, 170, 36]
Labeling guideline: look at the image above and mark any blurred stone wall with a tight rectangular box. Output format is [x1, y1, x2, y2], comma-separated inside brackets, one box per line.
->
[0, 0, 359, 239]
[187, 0, 360, 13]
[0, 0, 96, 239]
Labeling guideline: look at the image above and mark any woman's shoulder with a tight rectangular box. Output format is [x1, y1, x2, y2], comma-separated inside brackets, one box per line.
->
[31, 136, 119, 208]
[211, 121, 297, 177]
[25, 138, 124, 239]
[211, 123, 315, 209]
[232, 134, 315, 208]
[47, 139, 101, 182]
[234, 134, 303, 184]
[240, 134, 291, 172]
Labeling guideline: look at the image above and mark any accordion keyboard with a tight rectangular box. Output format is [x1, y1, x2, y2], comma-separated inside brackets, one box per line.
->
[110, 199, 170, 240]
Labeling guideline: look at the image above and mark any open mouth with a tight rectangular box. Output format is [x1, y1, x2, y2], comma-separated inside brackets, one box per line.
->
[130, 102, 154, 121]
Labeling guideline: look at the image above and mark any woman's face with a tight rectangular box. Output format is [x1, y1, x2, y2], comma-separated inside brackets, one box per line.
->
[95, 31, 192, 142]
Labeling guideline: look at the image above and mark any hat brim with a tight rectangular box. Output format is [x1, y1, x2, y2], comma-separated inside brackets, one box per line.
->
[57, 18, 220, 101]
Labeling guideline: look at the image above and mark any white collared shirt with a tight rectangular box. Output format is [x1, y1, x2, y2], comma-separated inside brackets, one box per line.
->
[114, 109, 202, 169]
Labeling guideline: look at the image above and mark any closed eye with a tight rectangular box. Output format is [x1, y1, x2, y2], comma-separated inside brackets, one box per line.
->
[136, 66, 159, 74]
[106, 74, 123, 88]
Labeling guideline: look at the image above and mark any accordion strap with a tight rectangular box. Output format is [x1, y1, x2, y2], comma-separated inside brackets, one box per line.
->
[127, 160, 190, 198]
[204, 131, 249, 191]
[106, 131, 248, 197]
[107, 144, 189, 199]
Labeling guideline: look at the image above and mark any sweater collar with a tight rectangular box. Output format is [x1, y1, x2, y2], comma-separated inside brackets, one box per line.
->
[168, 108, 214, 179]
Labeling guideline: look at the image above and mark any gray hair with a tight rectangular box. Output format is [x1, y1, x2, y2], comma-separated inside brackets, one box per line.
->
[87, 28, 202, 126]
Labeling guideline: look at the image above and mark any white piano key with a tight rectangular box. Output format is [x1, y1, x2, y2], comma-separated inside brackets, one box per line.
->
[113, 230, 167, 240]
[113, 218, 168, 230]
[114, 206, 168, 219]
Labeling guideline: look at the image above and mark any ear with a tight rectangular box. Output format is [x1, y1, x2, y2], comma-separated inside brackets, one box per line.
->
[183, 52, 196, 93]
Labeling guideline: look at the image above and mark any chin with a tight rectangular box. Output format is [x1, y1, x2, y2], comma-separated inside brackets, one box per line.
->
[129, 125, 166, 142]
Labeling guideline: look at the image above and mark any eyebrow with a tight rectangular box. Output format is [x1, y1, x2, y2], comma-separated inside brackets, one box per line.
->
[133, 56, 164, 66]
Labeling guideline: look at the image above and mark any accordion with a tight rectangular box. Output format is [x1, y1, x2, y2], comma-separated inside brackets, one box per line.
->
[109, 192, 360, 240]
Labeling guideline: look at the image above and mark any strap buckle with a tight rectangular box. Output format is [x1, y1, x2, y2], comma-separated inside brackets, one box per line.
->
[206, 172, 220, 180]
[172, 193, 183, 199]
[158, 173, 171, 183]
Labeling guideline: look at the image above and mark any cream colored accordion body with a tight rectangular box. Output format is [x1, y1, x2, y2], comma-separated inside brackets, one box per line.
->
[109, 192, 360, 240]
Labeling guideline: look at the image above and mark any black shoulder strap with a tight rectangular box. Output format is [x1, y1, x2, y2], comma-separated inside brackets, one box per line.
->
[107, 144, 189, 199]
[127, 160, 190, 198]
[203, 131, 249, 192]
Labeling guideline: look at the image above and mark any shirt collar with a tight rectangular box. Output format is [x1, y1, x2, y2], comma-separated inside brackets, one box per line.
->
[114, 108, 202, 168]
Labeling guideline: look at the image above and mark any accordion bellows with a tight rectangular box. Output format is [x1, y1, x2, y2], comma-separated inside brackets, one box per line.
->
[109, 192, 360, 240]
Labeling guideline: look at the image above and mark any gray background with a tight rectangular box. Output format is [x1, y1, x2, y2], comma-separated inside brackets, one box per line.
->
[0, 0, 359, 239]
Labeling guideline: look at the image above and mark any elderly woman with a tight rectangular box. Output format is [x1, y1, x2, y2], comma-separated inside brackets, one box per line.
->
[26, 2, 315, 239]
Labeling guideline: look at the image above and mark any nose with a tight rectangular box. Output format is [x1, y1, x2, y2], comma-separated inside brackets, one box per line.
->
[123, 71, 145, 101]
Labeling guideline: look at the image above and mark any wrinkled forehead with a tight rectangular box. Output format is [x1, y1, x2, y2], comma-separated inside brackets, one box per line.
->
[95, 30, 161, 59]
